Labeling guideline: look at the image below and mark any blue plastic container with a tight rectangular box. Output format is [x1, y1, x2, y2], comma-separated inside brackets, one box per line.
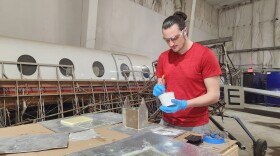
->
[266, 71, 280, 106]
[243, 72, 265, 104]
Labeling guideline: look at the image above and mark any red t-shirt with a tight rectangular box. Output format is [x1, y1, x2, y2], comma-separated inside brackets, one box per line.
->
[156, 42, 222, 127]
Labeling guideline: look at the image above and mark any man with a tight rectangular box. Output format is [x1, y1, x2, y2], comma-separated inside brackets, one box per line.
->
[153, 11, 222, 133]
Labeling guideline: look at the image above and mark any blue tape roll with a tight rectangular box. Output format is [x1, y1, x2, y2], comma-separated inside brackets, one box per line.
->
[203, 133, 225, 144]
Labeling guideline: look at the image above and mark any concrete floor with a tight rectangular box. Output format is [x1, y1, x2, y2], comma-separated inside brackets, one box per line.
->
[209, 104, 280, 156]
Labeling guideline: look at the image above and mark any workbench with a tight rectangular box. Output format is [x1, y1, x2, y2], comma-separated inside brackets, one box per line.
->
[0, 112, 238, 156]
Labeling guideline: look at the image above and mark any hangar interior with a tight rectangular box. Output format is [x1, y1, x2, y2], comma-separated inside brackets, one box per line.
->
[0, 0, 279, 156]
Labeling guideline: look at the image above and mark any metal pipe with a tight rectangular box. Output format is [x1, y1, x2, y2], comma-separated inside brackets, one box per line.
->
[227, 46, 280, 54]
[227, 115, 256, 143]
[209, 116, 246, 150]
[198, 37, 232, 45]
[243, 87, 280, 98]
[221, 85, 280, 98]
[188, 0, 197, 39]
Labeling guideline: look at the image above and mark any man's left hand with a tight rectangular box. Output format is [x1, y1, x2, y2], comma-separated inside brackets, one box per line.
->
[160, 99, 188, 113]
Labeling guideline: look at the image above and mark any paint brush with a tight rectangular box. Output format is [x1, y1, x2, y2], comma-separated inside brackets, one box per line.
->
[160, 75, 165, 85]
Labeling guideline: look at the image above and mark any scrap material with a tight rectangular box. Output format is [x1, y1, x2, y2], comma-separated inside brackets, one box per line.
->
[39, 112, 122, 133]
[0, 133, 69, 154]
[66, 132, 218, 156]
[112, 124, 185, 137]
[111, 123, 159, 135]
[150, 126, 186, 137]
[122, 146, 167, 156]
[69, 129, 99, 141]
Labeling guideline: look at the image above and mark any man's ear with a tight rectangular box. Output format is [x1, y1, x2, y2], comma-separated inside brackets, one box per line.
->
[183, 27, 188, 36]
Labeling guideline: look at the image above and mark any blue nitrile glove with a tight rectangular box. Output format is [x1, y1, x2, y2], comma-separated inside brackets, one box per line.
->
[160, 99, 188, 113]
[153, 84, 166, 97]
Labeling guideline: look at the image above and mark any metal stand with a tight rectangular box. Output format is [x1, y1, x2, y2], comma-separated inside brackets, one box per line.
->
[210, 115, 267, 156]
[0, 61, 159, 126]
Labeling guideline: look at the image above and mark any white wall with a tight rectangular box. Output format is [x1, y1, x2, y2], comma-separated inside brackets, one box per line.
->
[0, 0, 88, 46]
[81, 0, 99, 48]
[0, 0, 168, 61]
[192, 27, 218, 41]
[95, 0, 168, 61]
[192, 0, 219, 42]
[0, 0, 221, 62]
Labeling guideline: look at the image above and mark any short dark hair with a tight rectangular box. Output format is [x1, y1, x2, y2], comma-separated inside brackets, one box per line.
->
[162, 11, 187, 31]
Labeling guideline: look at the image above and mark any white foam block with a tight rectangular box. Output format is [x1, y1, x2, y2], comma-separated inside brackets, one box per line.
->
[60, 116, 93, 126]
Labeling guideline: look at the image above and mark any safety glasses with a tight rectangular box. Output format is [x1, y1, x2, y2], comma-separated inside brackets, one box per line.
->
[163, 31, 184, 43]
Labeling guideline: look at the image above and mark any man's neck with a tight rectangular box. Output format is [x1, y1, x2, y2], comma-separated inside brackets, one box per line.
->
[178, 40, 193, 55]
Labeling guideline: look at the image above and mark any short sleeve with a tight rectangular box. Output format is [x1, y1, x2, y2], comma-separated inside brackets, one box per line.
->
[201, 48, 222, 79]
[155, 54, 164, 78]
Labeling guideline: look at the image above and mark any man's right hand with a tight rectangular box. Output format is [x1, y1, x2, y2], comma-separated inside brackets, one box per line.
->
[153, 84, 166, 97]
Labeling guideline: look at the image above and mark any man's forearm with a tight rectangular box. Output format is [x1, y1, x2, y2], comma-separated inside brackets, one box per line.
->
[187, 91, 220, 107]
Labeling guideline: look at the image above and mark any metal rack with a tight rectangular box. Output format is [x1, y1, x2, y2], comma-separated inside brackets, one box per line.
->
[0, 61, 160, 127]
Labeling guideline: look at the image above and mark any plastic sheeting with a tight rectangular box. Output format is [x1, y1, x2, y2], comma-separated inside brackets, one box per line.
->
[219, 0, 280, 68]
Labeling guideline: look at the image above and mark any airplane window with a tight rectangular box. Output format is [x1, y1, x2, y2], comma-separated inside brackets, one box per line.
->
[92, 61, 105, 77]
[59, 58, 74, 77]
[120, 63, 130, 79]
[17, 55, 37, 76]
[142, 65, 150, 78]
